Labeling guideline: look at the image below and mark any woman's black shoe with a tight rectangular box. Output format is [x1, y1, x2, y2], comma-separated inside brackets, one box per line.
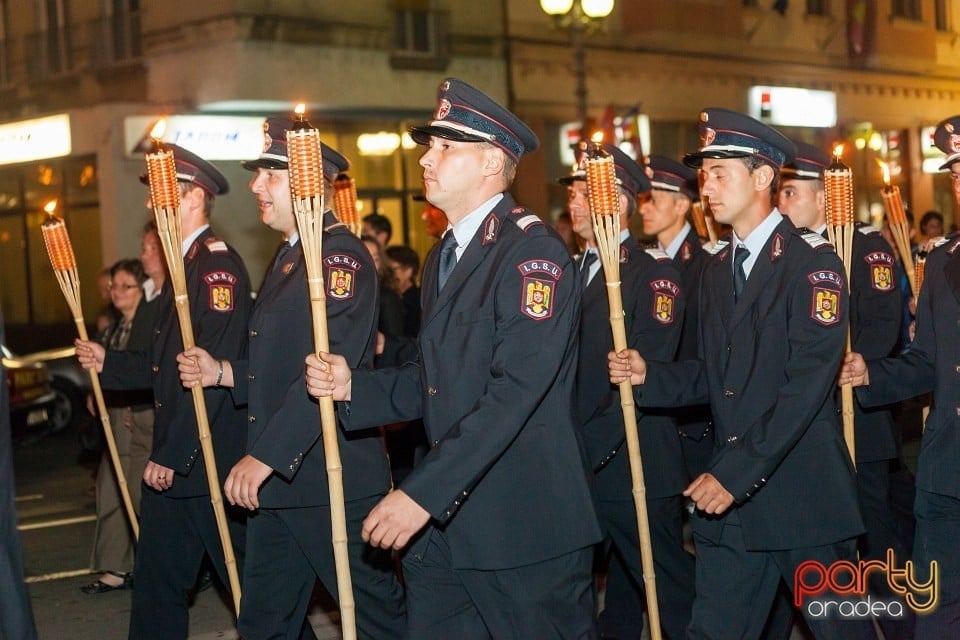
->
[80, 570, 132, 594]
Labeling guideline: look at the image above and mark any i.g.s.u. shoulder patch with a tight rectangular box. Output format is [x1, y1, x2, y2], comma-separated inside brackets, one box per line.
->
[517, 259, 562, 321]
[650, 279, 680, 325]
[325, 253, 360, 300]
[807, 270, 842, 326]
[863, 251, 895, 291]
[204, 271, 238, 312]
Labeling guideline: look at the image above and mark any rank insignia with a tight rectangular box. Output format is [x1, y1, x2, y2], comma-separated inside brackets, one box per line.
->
[204, 271, 238, 312]
[281, 262, 294, 275]
[518, 259, 562, 321]
[681, 242, 692, 263]
[811, 287, 840, 326]
[650, 279, 680, 325]
[770, 233, 784, 261]
[620, 245, 629, 263]
[324, 253, 361, 300]
[864, 251, 895, 291]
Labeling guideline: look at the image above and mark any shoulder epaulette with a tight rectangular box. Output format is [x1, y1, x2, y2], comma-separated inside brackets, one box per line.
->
[509, 207, 544, 233]
[857, 224, 881, 236]
[644, 247, 671, 262]
[707, 240, 729, 256]
[799, 231, 831, 250]
[204, 238, 228, 253]
[934, 235, 951, 248]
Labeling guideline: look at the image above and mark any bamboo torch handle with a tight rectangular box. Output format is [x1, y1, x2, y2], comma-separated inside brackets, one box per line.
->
[604, 280, 663, 640]
[170, 293, 242, 616]
[75, 318, 140, 539]
[306, 275, 357, 640]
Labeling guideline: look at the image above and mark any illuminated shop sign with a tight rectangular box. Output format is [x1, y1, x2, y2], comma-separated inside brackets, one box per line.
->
[0, 114, 72, 165]
[748, 87, 837, 128]
[124, 115, 265, 160]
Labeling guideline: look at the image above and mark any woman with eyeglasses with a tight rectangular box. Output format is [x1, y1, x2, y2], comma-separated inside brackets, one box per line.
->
[82, 258, 155, 595]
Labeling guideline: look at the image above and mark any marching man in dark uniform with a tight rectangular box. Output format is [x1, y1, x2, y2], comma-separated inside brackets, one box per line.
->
[76, 144, 252, 639]
[306, 77, 603, 638]
[779, 141, 912, 639]
[176, 118, 405, 640]
[640, 155, 714, 480]
[564, 146, 694, 639]
[609, 109, 874, 639]
[841, 115, 960, 639]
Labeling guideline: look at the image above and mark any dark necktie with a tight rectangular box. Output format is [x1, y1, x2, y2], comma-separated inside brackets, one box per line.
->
[580, 251, 597, 291]
[272, 241, 292, 272]
[437, 230, 458, 294]
[733, 244, 750, 301]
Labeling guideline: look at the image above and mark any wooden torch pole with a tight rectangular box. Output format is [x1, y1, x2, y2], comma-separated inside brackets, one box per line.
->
[286, 105, 357, 640]
[143, 124, 241, 615]
[585, 139, 663, 640]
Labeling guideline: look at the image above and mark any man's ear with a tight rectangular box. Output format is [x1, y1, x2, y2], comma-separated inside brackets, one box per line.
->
[753, 164, 775, 191]
[482, 146, 505, 178]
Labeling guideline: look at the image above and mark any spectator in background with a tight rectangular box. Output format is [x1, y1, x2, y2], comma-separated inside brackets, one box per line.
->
[919, 210, 944, 242]
[362, 234, 405, 351]
[140, 221, 167, 303]
[82, 258, 154, 595]
[385, 245, 421, 339]
[362, 212, 392, 248]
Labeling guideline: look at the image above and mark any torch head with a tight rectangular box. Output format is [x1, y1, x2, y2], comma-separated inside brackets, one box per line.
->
[140, 143, 230, 196]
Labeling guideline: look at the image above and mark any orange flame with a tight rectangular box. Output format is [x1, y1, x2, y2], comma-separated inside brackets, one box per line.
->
[832, 144, 844, 160]
[876, 160, 891, 186]
[149, 119, 167, 141]
[43, 199, 58, 216]
[591, 131, 604, 144]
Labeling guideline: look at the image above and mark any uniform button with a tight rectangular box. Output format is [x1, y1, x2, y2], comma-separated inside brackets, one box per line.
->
[727, 344, 732, 352]
[432, 439, 440, 447]
[427, 386, 437, 396]
[726, 435, 738, 443]
[151, 365, 159, 373]
[248, 415, 256, 423]
[724, 389, 735, 397]
[247, 373, 255, 381]
[154, 401, 162, 409]
[956, 406, 960, 417]
[249, 329, 258, 337]
[955, 365, 960, 374]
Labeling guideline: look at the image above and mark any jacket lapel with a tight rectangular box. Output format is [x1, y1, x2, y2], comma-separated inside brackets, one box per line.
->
[726, 223, 787, 332]
[421, 195, 513, 329]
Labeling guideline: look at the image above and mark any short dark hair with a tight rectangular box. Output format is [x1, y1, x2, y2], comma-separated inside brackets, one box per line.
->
[363, 213, 392, 242]
[920, 210, 943, 230]
[386, 245, 420, 276]
[110, 258, 147, 285]
[739, 156, 780, 206]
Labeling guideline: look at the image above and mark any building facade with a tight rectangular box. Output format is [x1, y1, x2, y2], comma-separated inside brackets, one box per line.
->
[0, 0, 957, 338]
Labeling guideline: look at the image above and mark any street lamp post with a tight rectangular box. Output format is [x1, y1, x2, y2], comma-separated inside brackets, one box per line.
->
[540, 0, 615, 142]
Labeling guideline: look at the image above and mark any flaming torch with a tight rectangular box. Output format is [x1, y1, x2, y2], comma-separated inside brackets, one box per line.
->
[333, 173, 361, 237]
[41, 201, 139, 539]
[878, 161, 919, 298]
[823, 145, 856, 467]
[144, 120, 242, 615]
[285, 103, 357, 640]
[585, 133, 663, 640]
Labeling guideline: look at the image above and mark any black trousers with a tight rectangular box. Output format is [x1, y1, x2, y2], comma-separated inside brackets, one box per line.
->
[237, 495, 406, 640]
[598, 495, 695, 640]
[687, 513, 876, 640]
[913, 489, 960, 639]
[401, 529, 597, 639]
[128, 490, 245, 640]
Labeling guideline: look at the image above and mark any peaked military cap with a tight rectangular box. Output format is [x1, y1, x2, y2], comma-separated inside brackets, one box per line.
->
[684, 108, 796, 170]
[139, 143, 230, 196]
[241, 116, 350, 181]
[781, 141, 831, 180]
[647, 154, 698, 200]
[409, 78, 539, 161]
[933, 115, 960, 170]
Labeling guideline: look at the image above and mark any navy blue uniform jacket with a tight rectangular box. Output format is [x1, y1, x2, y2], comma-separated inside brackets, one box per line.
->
[101, 228, 252, 499]
[637, 218, 864, 550]
[858, 232, 960, 499]
[231, 212, 391, 507]
[574, 237, 686, 500]
[342, 194, 603, 570]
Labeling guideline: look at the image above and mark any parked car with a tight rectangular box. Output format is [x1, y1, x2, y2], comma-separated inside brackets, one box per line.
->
[17, 346, 91, 433]
[2, 344, 57, 438]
